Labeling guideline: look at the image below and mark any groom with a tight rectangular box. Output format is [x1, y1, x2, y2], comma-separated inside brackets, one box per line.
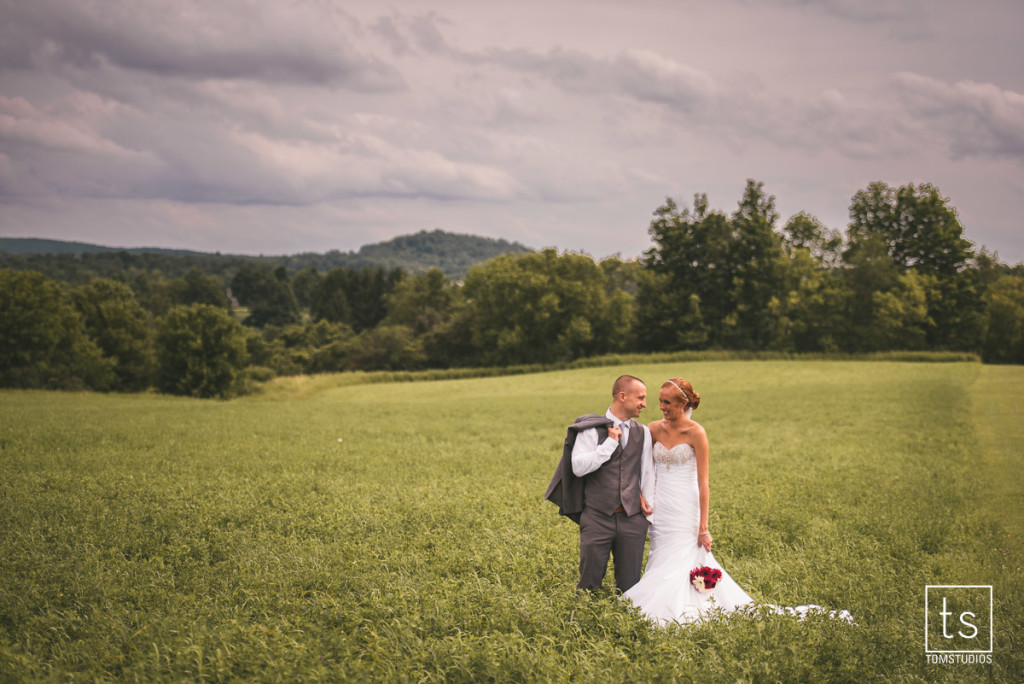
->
[545, 375, 653, 593]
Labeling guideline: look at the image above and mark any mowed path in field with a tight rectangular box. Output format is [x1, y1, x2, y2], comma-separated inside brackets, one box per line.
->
[971, 365, 1024, 537]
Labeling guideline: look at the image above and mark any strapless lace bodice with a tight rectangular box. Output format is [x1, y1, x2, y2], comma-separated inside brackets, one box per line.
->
[654, 441, 695, 467]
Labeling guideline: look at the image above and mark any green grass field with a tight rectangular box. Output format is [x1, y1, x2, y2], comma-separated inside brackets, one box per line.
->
[1, 360, 1021, 681]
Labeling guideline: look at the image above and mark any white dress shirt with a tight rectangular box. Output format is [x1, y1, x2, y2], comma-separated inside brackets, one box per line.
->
[571, 409, 654, 500]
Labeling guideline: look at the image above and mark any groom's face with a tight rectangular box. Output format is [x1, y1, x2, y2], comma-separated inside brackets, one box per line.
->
[621, 382, 647, 419]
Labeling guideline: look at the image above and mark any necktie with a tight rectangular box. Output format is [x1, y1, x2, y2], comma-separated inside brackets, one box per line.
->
[619, 422, 628, 446]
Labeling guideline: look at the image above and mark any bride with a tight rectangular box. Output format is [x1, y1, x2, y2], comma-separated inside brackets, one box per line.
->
[623, 377, 852, 626]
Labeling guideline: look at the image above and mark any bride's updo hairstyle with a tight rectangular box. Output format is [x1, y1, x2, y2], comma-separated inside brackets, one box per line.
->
[663, 377, 700, 411]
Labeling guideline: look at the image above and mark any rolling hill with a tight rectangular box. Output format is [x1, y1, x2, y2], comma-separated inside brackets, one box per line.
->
[0, 229, 533, 279]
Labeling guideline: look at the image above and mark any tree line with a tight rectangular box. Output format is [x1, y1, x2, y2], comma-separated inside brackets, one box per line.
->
[2, 180, 1022, 398]
[0, 229, 531, 283]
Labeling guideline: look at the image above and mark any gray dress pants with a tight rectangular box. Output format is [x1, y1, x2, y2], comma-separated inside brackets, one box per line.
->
[577, 506, 649, 593]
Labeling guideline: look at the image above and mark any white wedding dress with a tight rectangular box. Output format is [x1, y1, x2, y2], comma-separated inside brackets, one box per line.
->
[624, 442, 853, 626]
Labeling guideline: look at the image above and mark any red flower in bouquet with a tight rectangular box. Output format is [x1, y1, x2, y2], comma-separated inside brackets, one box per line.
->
[689, 565, 723, 595]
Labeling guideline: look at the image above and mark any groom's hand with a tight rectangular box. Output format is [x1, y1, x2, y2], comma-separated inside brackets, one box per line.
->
[607, 425, 622, 442]
[640, 495, 653, 516]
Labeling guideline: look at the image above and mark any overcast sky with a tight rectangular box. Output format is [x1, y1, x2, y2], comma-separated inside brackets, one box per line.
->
[2, 0, 1022, 262]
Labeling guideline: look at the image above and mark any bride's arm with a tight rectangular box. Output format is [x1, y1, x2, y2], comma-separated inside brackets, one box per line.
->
[639, 424, 655, 518]
[693, 426, 712, 550]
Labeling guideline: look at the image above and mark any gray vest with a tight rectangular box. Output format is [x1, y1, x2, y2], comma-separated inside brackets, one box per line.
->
[583, 419, 643, 516]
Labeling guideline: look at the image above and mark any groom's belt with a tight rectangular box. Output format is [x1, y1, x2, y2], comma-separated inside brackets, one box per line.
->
[593, 505, 625, 513]
[583, 505, 627, 514]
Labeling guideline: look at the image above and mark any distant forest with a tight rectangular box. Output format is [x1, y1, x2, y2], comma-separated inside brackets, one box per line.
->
[2, 181, 1023, 398]
[0, 229, 532, 281]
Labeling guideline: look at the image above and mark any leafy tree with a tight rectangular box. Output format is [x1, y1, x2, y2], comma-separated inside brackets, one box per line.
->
[427, 303, 476, 368]
[229, 264, 266, 304]
[981, 275, 1024, 363]
[139, 269, 230, 316]
[726, 180, 786, 349]
[634, 269, 708, 351]
[872, 271, 933, 350]
[381, 268, 469, 367]
[384, 268, 457, 334]
[242, 328, 292, 376]
[230, 264, 300, 327]
[840, 235, 902, 351]
[643, 182, 786, 350]
[461, 249, 619, 365]
[0, 269, 113, 389]
[71, 278, 155, 391]
[972, 248, 1008, 291]
[849, 182, 974, 276]
[597, 257, 645, 351]
[927, 267, 985, 351]
[248, 320, 356, 375]
[302, 322, 357, 373]
[310, 269, 353, 326]
[349, 325, 426, 371]
[643, 194, 734, 349]
[311, 266, 404, 332]
[155, 304, 249, 398]
[606, 289, 640, 352]
[291, 267, 322, 310]
[782, 212, 843, 268]
[773, 213, 848, 352]
[600, 256, 646, 297]
[128, 272, 175, 316]
[181, 268, 230, 308]
[775, 249, 847, 352]
[350, 266, 404, 332]
[282, 320, 355, 374]
[847, 182, 981, 349]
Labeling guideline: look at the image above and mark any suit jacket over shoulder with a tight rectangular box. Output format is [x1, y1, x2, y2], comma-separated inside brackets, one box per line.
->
[544, 413, 614, 524]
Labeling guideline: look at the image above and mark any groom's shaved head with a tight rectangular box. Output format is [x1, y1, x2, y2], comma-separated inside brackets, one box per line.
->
[611, 375, 647, 420]
[612, 375, 644, 397]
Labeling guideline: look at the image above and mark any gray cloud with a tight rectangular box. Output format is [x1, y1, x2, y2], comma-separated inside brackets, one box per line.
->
[893, 72, 1024, 162]
[0, 0, 405, 91]
[440, 42, 719, 114]
[439, 39, 914, 161]
[365, 15, 927, 162]
[781, 0, 925, 22]
[765, 0, 933, 38]
[370, 11, 452, 56]
[0, 3, 534, 207]
[0, 85, 530, 206]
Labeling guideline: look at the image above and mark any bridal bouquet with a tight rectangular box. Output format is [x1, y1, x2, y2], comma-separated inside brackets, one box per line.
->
[689, 565, 723, 595]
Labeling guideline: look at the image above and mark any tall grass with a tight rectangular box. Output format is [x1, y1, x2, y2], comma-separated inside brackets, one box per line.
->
[0, 361, 1020, 681]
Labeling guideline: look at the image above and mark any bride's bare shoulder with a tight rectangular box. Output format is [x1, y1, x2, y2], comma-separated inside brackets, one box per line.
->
[690, 421, 708, 443]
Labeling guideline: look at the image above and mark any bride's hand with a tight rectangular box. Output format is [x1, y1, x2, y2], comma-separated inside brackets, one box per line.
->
[698, 531, 713, 551]
[640, 495, 653, 516]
